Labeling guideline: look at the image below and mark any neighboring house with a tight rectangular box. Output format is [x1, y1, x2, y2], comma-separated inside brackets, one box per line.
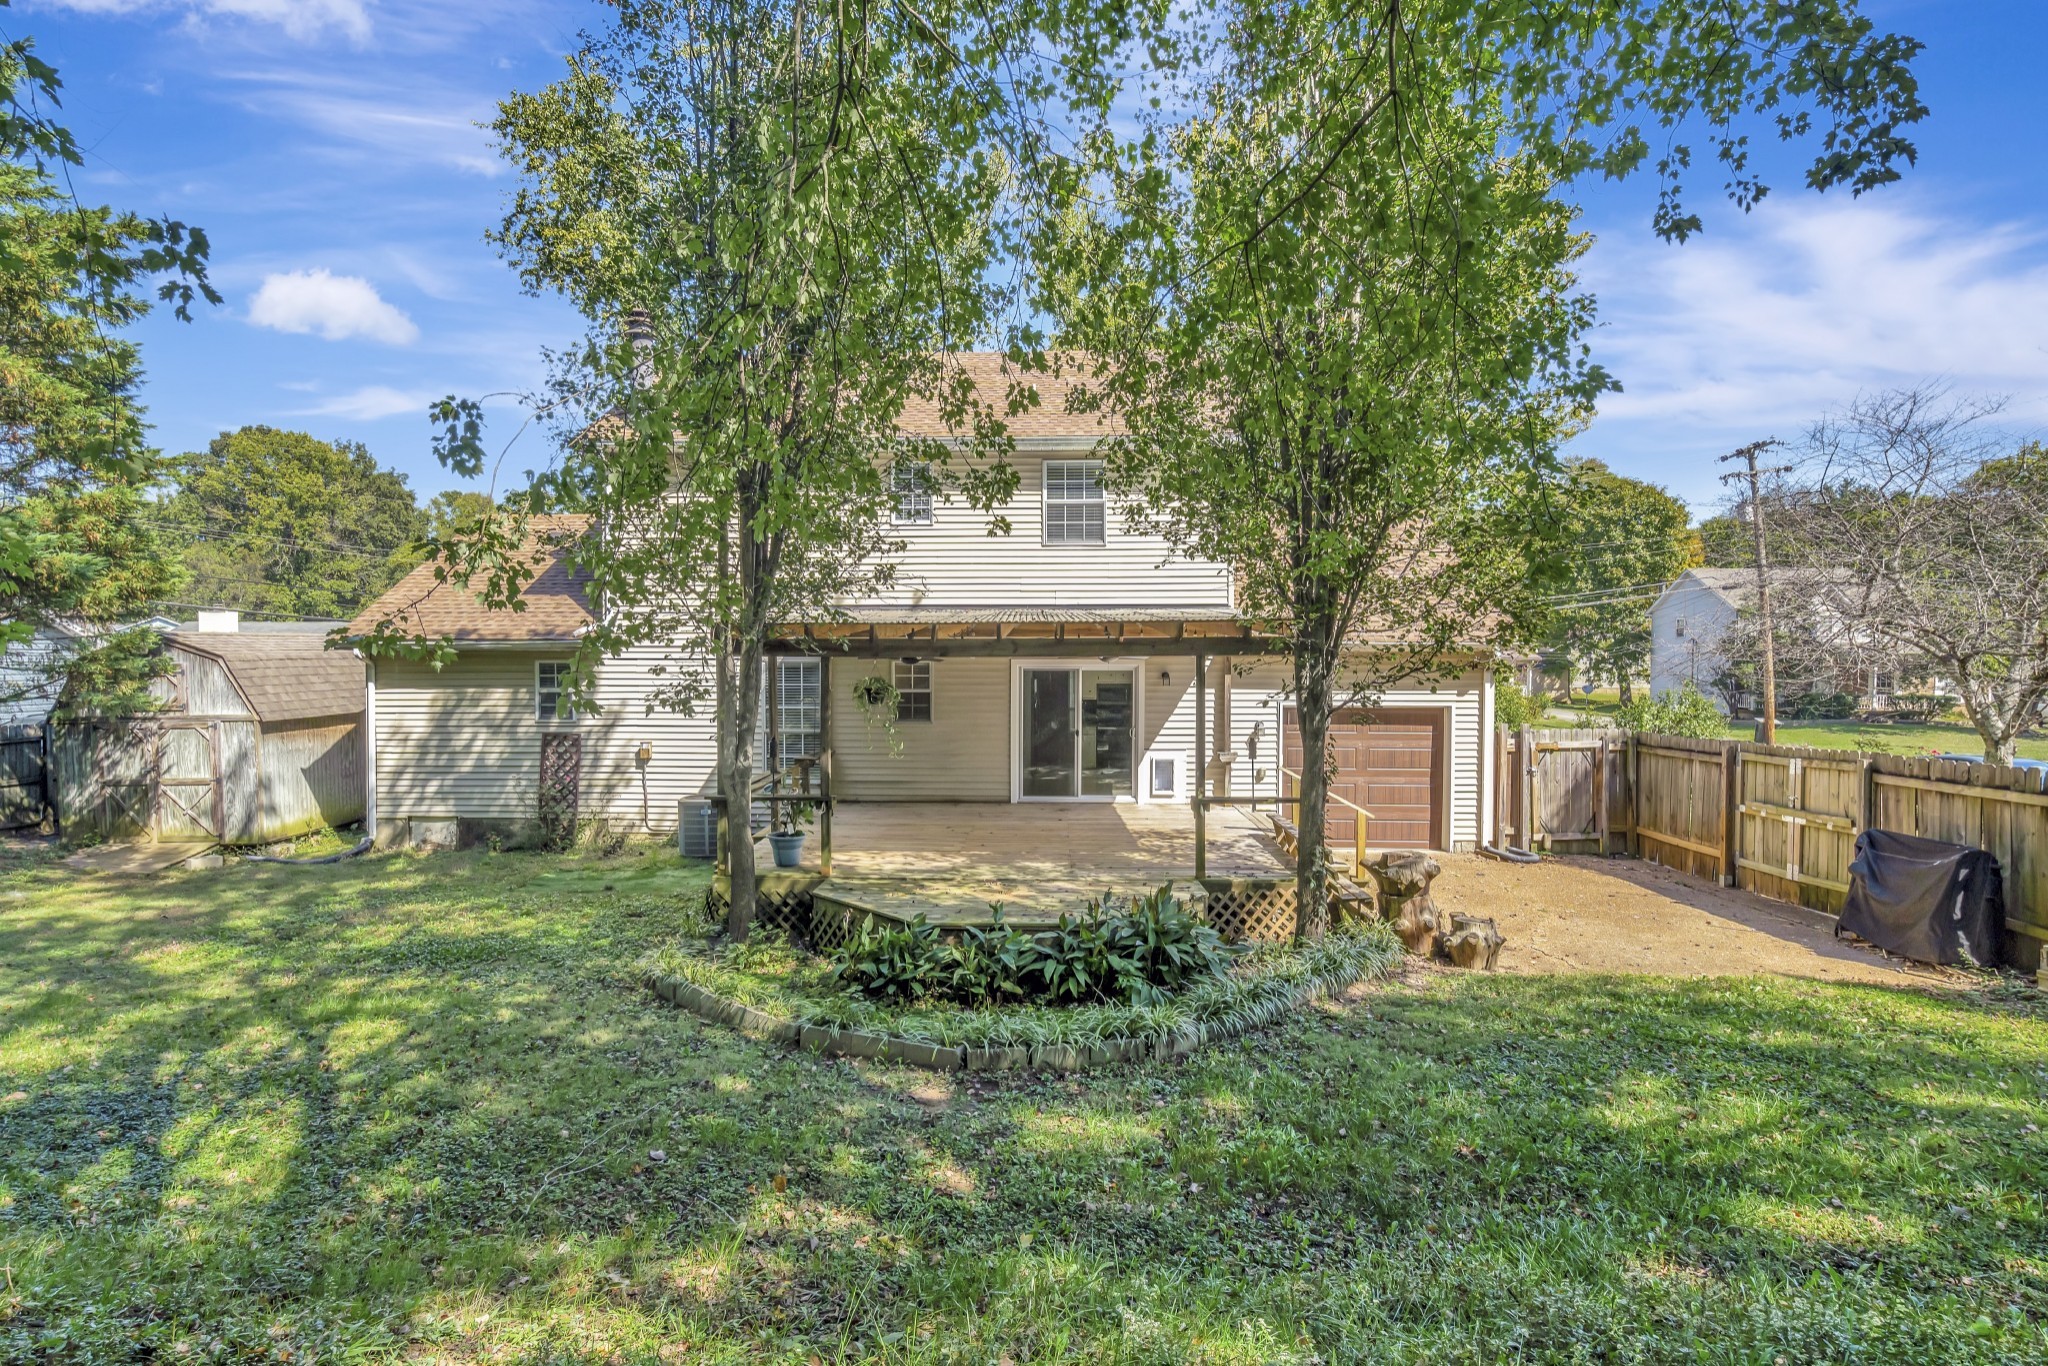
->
[344, 354, 1498, 853]
[0, 611, 185, 732]
[0, 621, 85, 731]
[51, 612, 365, 845]
[1649, 567, 1920, 715]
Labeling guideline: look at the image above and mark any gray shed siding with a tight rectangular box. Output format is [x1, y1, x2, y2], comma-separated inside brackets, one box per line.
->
[52, 639, 363, 845]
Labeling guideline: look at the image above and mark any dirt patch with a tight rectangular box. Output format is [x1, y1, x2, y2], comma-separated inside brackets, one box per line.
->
[1429, 853, 1967, 987]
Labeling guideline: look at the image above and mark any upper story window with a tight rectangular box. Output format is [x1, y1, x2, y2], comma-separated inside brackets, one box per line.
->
[893, 659, 932, 721]
[1042, 459, 1105, 545]
[892, 459, 934, 525]
[536, 660, 576, 721]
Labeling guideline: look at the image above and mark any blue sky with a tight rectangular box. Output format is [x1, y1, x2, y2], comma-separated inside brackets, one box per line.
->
[18, 0, 2048, 521]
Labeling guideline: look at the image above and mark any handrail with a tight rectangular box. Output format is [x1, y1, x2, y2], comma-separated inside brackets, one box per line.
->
[1277, 763, 1372, 876]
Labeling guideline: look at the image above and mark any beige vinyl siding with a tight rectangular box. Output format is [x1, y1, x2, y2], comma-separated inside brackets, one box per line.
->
[856, 444, 1233, 609]
[1164, 661, 1487, 851]
[828, 658, 1009, 801]
[373, 646, 719, 831]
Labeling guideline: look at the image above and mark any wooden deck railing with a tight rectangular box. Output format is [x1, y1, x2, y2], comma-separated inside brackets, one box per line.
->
[1190, 766, 1370, 880]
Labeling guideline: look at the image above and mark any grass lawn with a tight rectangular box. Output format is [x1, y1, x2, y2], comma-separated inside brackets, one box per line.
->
[4, 844, 2046, 1363]
[1538, 696, 2048, 761]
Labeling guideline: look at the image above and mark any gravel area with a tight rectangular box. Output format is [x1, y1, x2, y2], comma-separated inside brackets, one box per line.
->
[1429, 851, 1969, 986]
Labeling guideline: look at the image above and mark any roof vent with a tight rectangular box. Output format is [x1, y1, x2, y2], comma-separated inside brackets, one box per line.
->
[196, 609, 240, 634]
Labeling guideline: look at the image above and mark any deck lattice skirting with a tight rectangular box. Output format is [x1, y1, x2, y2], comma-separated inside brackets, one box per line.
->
[707, 872, 1305, 944]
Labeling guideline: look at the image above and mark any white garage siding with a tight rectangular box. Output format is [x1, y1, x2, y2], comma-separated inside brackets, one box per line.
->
[371, 647, 719, 837]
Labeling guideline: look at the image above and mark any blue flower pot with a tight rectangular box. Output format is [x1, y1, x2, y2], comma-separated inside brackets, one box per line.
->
[767, 831, 806, 868]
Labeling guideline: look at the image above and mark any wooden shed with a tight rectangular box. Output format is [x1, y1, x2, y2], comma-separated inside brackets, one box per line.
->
[52, 630, 365, 845]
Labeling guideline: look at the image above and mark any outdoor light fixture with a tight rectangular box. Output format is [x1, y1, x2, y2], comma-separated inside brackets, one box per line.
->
[635, 741, 653, 764]
[1159, 668, 1171, 686]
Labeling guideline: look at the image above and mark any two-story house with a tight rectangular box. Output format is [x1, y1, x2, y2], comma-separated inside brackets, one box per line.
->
[345, 355, 1496, 857]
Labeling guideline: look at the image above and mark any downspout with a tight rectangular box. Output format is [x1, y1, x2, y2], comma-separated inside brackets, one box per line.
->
[361, 653, 378, 844]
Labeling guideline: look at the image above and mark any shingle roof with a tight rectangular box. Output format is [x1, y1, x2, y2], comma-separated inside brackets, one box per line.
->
[168, 632, 363, 722]
[1675, 567, 1850, 608]
[341, 516, 596, 644]
[894, 353, 1117, 441]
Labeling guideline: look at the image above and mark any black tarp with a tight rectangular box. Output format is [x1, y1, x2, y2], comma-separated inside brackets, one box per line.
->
[1838, 829, 2003, 967]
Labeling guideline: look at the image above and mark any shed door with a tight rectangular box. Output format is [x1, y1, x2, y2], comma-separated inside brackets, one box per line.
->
[1281, 707, 1446, 851]
[155, 722, 223, 841]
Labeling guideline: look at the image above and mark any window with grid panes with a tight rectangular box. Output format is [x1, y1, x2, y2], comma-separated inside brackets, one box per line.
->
[775, 657, 822, 762]
[1041, 459, 1105, 545]
[535, 660, 576, 720]
[892, 459, 933, 525]
[892, 660, 932, 721]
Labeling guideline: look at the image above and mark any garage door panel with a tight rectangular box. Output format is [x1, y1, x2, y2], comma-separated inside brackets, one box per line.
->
[1283, 706, 1444, 851]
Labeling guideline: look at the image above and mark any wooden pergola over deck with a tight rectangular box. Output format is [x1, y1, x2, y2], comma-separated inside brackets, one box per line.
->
[716, 606, 1302, 884]
[772, 605, 1290, 659]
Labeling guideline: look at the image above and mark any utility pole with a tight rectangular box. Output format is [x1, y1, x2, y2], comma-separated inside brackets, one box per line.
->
[1719, 439, 1794, 743]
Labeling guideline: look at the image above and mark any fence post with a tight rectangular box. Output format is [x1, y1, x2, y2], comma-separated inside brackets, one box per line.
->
[1721, 741, 1741, 887]
[1499, 724, 1515, 856]
[1626, 733, 1641, 857]
[1517, 725, 1534, 854]
[1595, 734, 1611, 856]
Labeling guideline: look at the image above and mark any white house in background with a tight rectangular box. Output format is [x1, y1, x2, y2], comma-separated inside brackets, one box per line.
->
[342, 354, 1499, 855]
[0, 621, 86, 730]
[1647, 569, 1761, 708]
[1649, 567, 1911, 715]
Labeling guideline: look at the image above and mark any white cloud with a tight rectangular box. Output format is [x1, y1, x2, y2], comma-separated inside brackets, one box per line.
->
[1574, 194, 2048, 510]
[247, 269, 419, 344]
[292, 384, 435, 420]
[222, 72, 503, 176]
[46, 1, 372, 43]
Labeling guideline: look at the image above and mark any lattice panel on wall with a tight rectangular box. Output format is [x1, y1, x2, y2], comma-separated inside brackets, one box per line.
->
[1198, 882, 1299, 943]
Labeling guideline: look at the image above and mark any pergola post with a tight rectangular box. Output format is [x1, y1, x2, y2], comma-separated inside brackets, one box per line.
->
[819, 654, 833, 876]
[1194, 651, 1207, 880]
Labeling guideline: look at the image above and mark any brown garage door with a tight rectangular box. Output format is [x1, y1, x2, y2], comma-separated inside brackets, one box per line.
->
[1281, 707, 1445, 850]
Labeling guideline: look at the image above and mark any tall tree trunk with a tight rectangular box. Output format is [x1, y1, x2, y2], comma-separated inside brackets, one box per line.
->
[721, 634, 764, 938]
[1294, 654, 1334, 941]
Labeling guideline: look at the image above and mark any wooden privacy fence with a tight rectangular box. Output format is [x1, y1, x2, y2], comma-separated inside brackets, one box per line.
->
[1495, 726, 2048, 969]
[0, 725, 48, 831]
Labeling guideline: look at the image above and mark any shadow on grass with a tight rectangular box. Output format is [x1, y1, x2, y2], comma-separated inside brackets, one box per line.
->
[2, 849, 2044, 1362]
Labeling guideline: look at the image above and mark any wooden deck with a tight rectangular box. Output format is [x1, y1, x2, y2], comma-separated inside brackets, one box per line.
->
[766, 801, 1293, 911]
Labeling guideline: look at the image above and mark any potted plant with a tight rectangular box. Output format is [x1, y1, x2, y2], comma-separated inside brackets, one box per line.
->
[767, 799, 815, 868]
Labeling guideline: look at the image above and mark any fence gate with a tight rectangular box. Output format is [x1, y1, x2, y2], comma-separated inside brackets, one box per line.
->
[1494, 727, 1632, 855]
[538, 733, 583, 848]
[0, 727, 47, 830]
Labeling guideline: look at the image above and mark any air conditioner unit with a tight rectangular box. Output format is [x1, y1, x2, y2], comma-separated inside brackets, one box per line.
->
[677, 799, 719, 859]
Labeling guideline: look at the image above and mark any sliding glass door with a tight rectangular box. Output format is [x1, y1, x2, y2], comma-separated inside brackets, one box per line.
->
[1020, 666, 1134, 799]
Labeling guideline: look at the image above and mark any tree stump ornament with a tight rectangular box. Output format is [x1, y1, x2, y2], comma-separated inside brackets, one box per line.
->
[1368, 851, 1446, 955]
[1442, 913, 1504, 971]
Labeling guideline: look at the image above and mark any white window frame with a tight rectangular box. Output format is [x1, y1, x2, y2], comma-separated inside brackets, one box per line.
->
[893, 659, 933, 722]
[775, 657, 823, 762]
[891, 459, 934, 526]
[536, 660, 577, 722]
[1041, 458, 1106, 546]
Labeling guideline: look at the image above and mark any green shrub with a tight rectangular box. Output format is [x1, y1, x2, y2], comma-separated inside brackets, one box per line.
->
[1615, 681, 1725, 738]
[832, 915, 948, 1002]
[1784, 690, 1856, 720]
[831, 889, 1236, 1007]
[1492, 669, 1542, 729]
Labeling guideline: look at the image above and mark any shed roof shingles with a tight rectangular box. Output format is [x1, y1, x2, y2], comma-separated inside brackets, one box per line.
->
[169, 633, 364, 722]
